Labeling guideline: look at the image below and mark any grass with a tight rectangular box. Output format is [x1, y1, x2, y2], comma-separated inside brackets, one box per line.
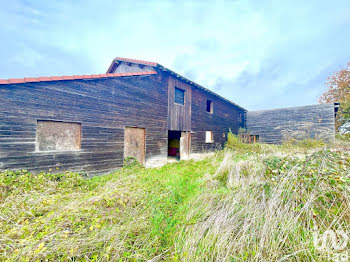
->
[0, 136, 349, 261]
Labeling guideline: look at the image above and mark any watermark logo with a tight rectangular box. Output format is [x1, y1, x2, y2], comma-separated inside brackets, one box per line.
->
[313, 228, 349, 261]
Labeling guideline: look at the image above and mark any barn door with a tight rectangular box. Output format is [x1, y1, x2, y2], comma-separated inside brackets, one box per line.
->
[124, 127, 146, 165]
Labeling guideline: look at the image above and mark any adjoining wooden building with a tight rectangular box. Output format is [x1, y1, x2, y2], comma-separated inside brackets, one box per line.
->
[0, 57, 246, 175]
[246, 103, 338, 144]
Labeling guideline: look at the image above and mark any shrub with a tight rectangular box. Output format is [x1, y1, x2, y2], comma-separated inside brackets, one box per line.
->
[282, 137, 326, 149]
[225, 131, 261, 153]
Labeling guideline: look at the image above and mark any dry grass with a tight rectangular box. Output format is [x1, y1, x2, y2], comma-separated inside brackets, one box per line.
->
[174, 148, 350, 261]
[0, 138, 349, 261]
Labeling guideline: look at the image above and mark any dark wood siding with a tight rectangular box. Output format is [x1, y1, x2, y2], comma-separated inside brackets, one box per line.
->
[0, 75, 168, 175]
[190, 85, 245, 153]
[246, 104, 336, 144]
[167, 77, 192, 131]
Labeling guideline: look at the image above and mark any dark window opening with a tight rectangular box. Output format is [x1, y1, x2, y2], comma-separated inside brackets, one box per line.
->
[206, 100, 213, 113]
[248, 135, 259, 144]
[175, 87, 185, 105]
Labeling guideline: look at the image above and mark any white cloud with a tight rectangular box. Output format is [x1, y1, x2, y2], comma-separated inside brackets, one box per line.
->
[0, 0, 350, 109]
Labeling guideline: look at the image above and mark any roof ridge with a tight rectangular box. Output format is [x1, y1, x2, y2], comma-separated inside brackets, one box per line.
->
[114, 57, 158, 66]
[0, 71, 157, 85]
[107, 57, 246, 111]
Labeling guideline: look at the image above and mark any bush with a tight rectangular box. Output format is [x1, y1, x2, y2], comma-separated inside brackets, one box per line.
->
[282, 138, 326, 149]
[225, 131, 261, 153]
[296, 138, 326, 148]
[336, 133, 350, 141]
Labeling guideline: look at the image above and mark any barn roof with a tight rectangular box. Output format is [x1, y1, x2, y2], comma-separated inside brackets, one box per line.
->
[0, 56, 246, 112]
[108, 57, 247, 112]
[0, 71, 157, 85]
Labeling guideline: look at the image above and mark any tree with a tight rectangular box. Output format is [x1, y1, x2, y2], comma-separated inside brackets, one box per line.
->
[319, 62, 350, 131]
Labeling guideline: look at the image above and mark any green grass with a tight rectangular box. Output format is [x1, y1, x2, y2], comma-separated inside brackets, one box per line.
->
[0, 155, 223, 261]
[0, 138, 349, 261]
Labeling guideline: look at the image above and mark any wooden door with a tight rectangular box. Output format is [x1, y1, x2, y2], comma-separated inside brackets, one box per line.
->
[124, 127, 146, 165]
[180, 131, 191, 160]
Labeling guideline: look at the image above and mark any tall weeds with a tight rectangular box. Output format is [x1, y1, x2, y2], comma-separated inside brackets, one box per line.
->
[174, 150, 350, 261]
[0, 143, 349, 261]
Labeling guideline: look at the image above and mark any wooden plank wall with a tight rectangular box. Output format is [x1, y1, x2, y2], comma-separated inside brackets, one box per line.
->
[246, 103, 336, 144]
[190, 85, 245, 153]
[0, 75, 168, 175]
[167, 77, 192, 131]
[113, 62, 154, 73]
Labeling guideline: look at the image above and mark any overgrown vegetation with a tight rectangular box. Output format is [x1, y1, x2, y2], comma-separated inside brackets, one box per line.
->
[1, 136, 349, 261]
[319, 61, 350, 131]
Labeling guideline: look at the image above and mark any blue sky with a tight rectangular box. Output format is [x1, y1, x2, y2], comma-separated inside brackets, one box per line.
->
[1, 0, 349, 110]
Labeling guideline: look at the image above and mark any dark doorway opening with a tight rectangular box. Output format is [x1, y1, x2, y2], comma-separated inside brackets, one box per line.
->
[168, 130, 181, 158]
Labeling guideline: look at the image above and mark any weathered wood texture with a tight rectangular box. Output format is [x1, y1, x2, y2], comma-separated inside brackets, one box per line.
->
[0, 75, 168, 175]
[180, 131, 191, 160]
[246, 104, 336, 144]
[113, 62, 154, 73]
[190, 85, 246, 153]
[124, 127, 146, 165]
[36, 120, 81, 151]
[167, 77, 192, 131]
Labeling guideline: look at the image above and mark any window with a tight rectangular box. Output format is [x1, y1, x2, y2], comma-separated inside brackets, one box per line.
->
[36, 120, 81, 151]
[175, 87, 185, 105]
[205, 131, 213, 143]
[238, 113, 243, 122]
[206, 100, 213, 113]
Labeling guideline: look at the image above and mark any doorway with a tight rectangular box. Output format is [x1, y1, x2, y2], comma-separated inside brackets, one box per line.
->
[168, 130, 191, 160]
[124, 127, 146, 165]
[168, 130, 181, 159]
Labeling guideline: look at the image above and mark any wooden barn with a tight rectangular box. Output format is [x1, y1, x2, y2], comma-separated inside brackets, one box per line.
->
[246, 103, 338, 144]
[0, 57, 246, 175]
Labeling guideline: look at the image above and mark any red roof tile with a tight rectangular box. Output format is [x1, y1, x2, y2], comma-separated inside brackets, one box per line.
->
[73, 75, 84, 80]
[9, 78, 25, 84]
[0, 79, 9, 84]
[0, 71, 157, 85]
[24, 77, 39, 82]
[51, 76, 63, 81]
[38, 77, 52, 81]
[62, 76, 74, 80]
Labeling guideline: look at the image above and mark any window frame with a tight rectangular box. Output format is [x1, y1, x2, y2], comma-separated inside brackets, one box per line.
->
[174, 87, 185, 105]
[206, 100, 213, 114]
[205, 131, 214, 143]
[35, 120, 82, 152]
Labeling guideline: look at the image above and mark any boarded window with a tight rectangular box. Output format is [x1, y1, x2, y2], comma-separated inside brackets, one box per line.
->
[175, 87, 185, 105]
[36, 120, 81, 151]
[124, 127, 146, 165]
[206, 100, 213, 113]
[205, 131, 213, 143]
